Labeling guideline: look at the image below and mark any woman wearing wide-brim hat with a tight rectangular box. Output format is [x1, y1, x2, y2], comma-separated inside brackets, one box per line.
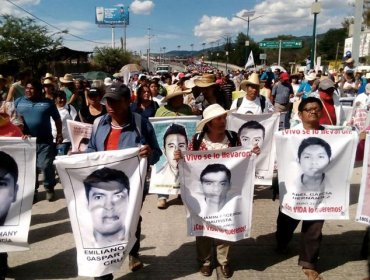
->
[59, 73, 80, 110]
[42, 76, 56, 100]
[175, 104, 239, 278]
[193, 74, 230, 110]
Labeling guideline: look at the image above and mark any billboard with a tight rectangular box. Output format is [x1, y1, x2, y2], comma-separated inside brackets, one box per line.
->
[95, 6, 129, 26]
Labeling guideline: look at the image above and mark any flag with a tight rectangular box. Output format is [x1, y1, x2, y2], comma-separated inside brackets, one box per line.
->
[244, 50, 255, 69]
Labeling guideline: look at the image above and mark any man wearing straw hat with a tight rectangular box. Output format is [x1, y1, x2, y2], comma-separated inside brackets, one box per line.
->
[155, 84, 193, 117]
[230, 73, 264, 114]
[193, 74, 229, 110]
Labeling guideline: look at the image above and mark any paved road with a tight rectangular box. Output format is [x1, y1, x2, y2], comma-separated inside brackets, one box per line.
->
[7, 166, 369, 280]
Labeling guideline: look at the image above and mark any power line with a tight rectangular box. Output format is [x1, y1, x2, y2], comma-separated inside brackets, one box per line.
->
[5, 0, 109, 45]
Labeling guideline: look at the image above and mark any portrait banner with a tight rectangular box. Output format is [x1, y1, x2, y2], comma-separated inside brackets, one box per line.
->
[54, 148, 147, 277]
[149, 116, 200, 195]
[356, 134, 370, 225]
[179, 148, 255, 241]
[66, 120, 92, 153]
[227, 112, 279, 185]
[275, 130, 358, 220]
[0, 137, 36, 252]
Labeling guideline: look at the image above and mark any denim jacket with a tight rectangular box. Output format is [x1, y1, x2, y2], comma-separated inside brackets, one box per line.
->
[86, 111, 162, 165]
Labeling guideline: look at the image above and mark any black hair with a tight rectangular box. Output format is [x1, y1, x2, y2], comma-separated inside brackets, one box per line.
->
[83, 167, 130, 201]
[27, 79, 43, 93]
[237, 120, 265, 139]
[163, 124, 188, 147]
[54, 90, 66, 99]
[298, 137, 331, 161]
[200, 164, 231, 184]
[136, 85, 151, 105]
[0, 151, 18, 183]
[298, 97, 323, 112]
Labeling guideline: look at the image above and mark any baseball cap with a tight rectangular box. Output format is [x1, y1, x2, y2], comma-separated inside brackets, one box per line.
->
[318, 79, 335, 90]
[280, 72, 289, 81]
[102, 82, 130, 101]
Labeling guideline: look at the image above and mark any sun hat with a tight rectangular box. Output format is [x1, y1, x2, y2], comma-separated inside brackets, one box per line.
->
[59, 73, 74, 83]
[42, 79, 55, 86]
[305, 72, 317, 81]
[104, 77, 113, 86]
[193, 74, 216, 88]
[196, 104, 231, 132]
[163, 84, 191, 102]
[0, 75, 6, 82]
[184, 76, 200, 89]
[102, 82, 131, 101]
[240, 73, 260, 91]
[346, 58, 354, 63]
[44, 73, 54, 79]
[318, 78, 335, 90]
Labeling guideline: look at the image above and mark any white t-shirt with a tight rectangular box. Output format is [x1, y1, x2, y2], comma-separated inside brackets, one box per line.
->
[354, 93, 370, 109]
[230, 96, 262, 114]
[51, 104, 77, 143]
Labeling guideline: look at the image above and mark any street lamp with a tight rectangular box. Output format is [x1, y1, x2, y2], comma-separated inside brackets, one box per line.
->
[216, 53, 219, 69]
[310, 1, 321, 70]
[234, 11, 262, 38]
[190, 43, 194, 59]
[163, 46, 166, 63]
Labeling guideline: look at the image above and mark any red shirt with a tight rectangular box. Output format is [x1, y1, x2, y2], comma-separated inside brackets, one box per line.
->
[0, 117, 23, 137]
[319, 91, 337, 125]
[104, 126, 122, 150]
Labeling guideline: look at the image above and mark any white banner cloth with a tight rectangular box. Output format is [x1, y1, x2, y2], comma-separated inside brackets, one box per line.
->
[356, 135, 370, 225]
[54, 148, 146, 277]
[0, 137, 36, 252]
[275, 130, 357, 220]
[179, 148, 255, 241]
[227, 112, 279, 185]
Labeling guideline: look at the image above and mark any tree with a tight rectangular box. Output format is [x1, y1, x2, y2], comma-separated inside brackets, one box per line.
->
[317, 28, 347, 61]
[0, 15, 62, 74]
[91, 47, 132, 73]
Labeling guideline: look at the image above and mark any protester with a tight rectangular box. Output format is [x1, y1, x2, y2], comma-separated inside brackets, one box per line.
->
[52, 90, 77, 155]
[15, 80, 62, 202]
[194, 74, 229, 110]
[155, 84, 192, 117]
[317, 79, 345, 126]
[149, 79, 165, 105]
[42, 73, 56, 100]
[76, 87, 106, 124]
[6, 70, 32, 102]
[230, 73, 265, 114]
[220, 74, 236, 106]
[272, 72, 294, 128]
[130, 85, 159, 119]
[0, 75, 8, 101]
[297, 72, 316, 99]
[275, 97, 326, 280]
[59, 74, 79, 108]
[86, 82, 161, 280]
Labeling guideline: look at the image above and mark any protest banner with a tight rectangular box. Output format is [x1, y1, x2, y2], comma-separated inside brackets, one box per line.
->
[356, 134, 370, 225]
[227, 112, 279, 185]
[66, 120, 92, 153]
[0, 137, 36, 252]
[275, 130, 358, 220]
[54, 148, 146, 277]
[149, 116, 200, 195]
[179, 147, 255, 241]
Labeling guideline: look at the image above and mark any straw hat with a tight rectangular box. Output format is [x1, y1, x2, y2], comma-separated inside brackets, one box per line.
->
[305, 72, 316, 81]
[193, 74, 216, 88]
[104, 77, 113, 86]
[346, 58, 354, 64]
[196, 104, 231, 132]
[240, 73, 260, 91]
[0, 75, 6, 82]
[59, 73, 74, 83]
[42, 79, 55, 86]
[163, 84, 191, 102]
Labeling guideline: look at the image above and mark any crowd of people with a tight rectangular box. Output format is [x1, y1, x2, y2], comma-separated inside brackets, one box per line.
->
[0, 58, 369, 280]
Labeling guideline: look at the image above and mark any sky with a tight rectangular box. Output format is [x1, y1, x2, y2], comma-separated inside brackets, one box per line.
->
[1, 0, 356, 55]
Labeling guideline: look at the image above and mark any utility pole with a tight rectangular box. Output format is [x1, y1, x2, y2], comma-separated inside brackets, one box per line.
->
[310, 1, 321, 70]
[147, 28, 155, 72]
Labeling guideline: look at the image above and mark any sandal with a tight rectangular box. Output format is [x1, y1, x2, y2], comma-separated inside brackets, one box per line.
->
[302, 268, 323, 280]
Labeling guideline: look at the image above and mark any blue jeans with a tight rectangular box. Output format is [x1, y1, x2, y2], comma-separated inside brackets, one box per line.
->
[56, 142, 71, 156]
[36, 143, 56, 192]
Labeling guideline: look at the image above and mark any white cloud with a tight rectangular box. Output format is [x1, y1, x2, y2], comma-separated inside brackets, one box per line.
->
[0, 0, 40, 16]
[130, 0, 155, 15]
[193, 0, 355, 42]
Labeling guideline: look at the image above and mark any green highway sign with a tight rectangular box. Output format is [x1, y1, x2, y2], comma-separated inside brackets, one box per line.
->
[259, 41, 279, 48]
[259, 40, 303, 49]
[282, 40, 303, 48]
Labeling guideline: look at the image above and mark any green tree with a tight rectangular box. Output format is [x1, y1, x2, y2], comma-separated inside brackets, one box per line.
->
[91, 47, 132, 73]
[317, 28, 347, 61]
[0, 15, 62, 74]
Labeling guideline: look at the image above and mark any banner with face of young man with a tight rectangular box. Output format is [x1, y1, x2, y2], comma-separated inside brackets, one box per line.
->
[149, 116, 200, 195]
[0, 137, 36, 252]
[227, 112, 280, 185]
[54, 148, 146, 277]
[275, 130, 358, 220]
[356, 135, 370, 225]
[66, 120, 93, 153]
[179, 147, 255, 242]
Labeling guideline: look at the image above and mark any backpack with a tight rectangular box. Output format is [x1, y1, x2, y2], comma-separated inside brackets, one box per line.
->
[192, 130, 238, 151]
[236, 95, 266, 112]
